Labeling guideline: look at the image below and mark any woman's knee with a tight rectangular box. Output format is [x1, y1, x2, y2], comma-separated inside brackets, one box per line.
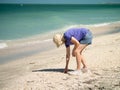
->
[74, 50, 80, 56]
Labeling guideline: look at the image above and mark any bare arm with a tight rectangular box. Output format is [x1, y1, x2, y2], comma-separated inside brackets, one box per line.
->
[64, 46, 70, 73]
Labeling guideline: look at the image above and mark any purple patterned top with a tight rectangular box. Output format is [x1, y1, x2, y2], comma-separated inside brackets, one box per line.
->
[64, 28, 89, 47]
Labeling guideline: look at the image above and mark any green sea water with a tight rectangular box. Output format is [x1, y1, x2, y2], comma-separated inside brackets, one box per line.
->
[0, 4, 120, 40]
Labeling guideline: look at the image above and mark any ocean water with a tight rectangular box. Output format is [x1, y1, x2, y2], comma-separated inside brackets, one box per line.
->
[0, 4, 120, 40]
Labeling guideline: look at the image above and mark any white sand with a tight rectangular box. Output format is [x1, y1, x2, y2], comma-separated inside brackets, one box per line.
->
[0, 29, 120, 90]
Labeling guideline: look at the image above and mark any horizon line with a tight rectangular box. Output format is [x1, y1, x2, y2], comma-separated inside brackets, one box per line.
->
[0, 3, 120, 5]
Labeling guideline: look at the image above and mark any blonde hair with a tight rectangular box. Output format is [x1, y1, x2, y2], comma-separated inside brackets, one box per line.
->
[53, 33, 65, 48]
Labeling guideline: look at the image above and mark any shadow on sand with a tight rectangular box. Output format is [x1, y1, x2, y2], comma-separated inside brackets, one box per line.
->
[32, 68, 74, 73]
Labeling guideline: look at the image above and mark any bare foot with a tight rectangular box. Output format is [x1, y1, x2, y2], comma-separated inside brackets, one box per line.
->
[81, 67, 88, 73]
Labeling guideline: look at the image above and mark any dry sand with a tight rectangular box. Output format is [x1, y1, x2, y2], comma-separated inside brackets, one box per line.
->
[0, 28, 120, 90]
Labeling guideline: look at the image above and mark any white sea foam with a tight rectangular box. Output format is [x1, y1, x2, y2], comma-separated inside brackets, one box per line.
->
[69, 21, 120, 28]
[24, 39, 52, 46]
[52, 21, 120, 33]
[0, 43, 8, 49]
[8, 39, 53, 48]
[82, 23, 110, 27]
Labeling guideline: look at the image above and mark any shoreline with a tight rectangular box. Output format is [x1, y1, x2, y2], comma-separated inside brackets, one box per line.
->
[0, 21, 120, 64]
[0, 28, 120, 64]
[0, 21, 119, 41]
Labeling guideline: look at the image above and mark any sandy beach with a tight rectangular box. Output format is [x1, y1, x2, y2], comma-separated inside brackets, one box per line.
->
[0, 24, 120, 90]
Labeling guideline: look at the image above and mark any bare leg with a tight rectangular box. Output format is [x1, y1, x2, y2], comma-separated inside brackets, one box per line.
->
[75, 52, 82, 70]
[81, 55, 87, 68]
[75, 44, 88, 70]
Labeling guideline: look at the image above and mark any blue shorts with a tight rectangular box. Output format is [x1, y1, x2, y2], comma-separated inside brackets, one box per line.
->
[80, 30, 93, 45]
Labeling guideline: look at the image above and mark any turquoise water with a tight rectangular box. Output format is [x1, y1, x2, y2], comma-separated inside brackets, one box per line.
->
[0, 4, 120, 40]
